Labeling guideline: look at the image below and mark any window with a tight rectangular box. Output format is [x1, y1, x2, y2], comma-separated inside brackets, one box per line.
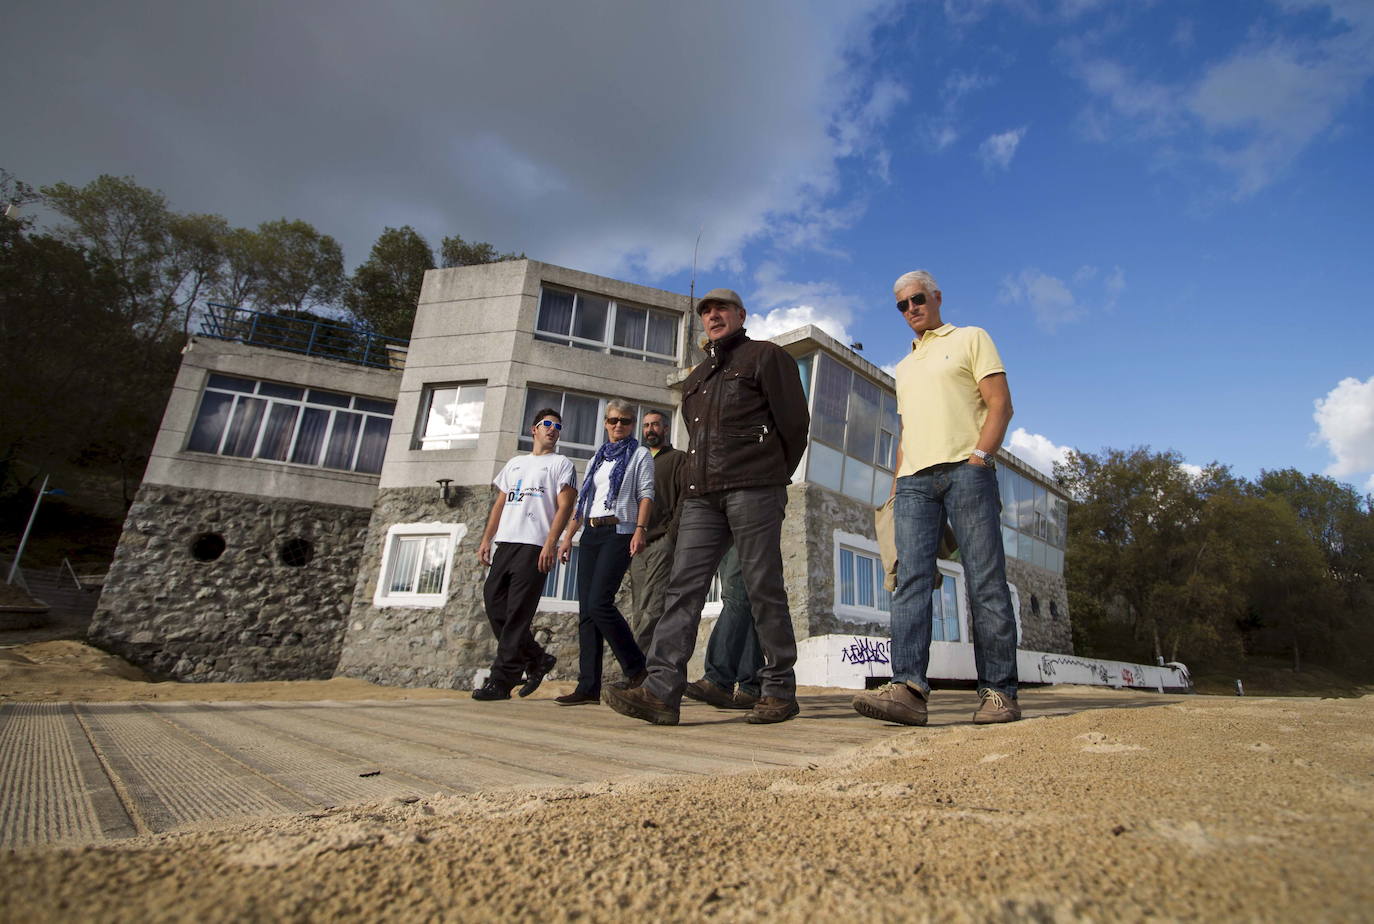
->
[416, 383, 485, 450]
[834, 530, 963, 635]
[535, 286, 679, 364]
[518, 386, 648, 461]
[187, 373, 394, 474]
[994, 462, 1069, 575]
[804, 353, 899, 506]
[374, 522, 466, 607]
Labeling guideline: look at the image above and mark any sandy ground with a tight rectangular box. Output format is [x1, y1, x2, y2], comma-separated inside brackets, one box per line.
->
[2, 643, 1372, 922]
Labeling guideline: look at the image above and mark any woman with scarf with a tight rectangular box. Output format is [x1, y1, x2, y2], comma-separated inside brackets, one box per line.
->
[553, 400, 655, 705]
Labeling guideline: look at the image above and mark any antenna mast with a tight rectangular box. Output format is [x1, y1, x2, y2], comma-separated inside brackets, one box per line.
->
[689, 227, 703, 310]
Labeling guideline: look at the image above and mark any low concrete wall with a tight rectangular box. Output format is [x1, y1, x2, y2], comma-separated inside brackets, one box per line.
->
[88, 484, 370, 681]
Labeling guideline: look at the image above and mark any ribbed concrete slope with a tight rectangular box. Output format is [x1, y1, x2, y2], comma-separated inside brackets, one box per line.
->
[0, 690, 1180, 848]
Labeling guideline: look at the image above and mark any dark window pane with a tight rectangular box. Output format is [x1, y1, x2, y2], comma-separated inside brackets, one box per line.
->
[356, 415, 391, 473]
[845, 375, 880, 463]
[187, 391, 234, 453]
[613, 304, 647, 350]
[206, 373, 255, 393]
[324, 411, 362, 469]
[257, 403, 299, 461]
[291, 407, 330, 465]
[645, 311, 676, 356]
[537, 288, 574, 336]
[258, 381, 304, 400]
[307, 389, 350, 408]
[222, 397, 266, 457]
[573, 294, 609, 342]
[562, 393, 600, 447]
[812, 353, 850, 446]
[354, 397, 395, 415]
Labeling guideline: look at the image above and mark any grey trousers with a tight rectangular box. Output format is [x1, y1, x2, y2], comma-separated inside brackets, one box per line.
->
[627, 535, 674, 652]
[644, 486, 796, 706]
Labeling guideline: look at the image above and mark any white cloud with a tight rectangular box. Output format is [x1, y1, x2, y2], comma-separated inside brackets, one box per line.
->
[1005, 428, 1072, 478]
[1067, 1, 1374, 197]
[1000, 264, 1125, 329]
[1312, 375, 1374, 485]
[977, 127, 1027, 171]
[746, 264, 855, 344]
[1179, 462, 1205, 480]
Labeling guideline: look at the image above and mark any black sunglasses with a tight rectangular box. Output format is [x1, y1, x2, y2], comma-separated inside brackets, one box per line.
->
[536, 420, 562, 430]
[605, 416, 635, 426]
[896, 292, 928, 313]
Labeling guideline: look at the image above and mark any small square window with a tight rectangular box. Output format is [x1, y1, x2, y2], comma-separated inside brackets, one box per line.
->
[417, 384, 486, 450]
[374, 522, 466, 608]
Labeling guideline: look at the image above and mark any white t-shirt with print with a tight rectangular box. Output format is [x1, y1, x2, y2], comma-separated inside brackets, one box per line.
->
[493, 452, 577, 548]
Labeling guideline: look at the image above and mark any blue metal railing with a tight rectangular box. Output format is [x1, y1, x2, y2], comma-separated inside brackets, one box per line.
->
[197, 303, 408, 370]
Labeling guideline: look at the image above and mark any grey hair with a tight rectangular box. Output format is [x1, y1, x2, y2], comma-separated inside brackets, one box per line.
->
[893, 270, 940, 297]
[605, 398, 636, 419]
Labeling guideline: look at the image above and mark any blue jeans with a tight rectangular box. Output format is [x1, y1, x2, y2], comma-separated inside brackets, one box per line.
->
[703, 545, 762, 697]
[891, 461, 1018, 698]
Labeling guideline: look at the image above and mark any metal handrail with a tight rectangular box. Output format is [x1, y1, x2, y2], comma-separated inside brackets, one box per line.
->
[197, 303, 409, 370]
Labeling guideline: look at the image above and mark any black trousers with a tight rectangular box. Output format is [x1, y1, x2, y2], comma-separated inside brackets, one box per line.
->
[574, 524, 646, 695]
[482, 542, 549, 689]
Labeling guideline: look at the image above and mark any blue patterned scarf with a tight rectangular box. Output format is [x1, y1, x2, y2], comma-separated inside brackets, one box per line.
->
[576, 437, 639, 521]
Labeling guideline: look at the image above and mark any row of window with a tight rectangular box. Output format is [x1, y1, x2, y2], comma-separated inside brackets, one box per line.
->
[801, 352, 900, 508]
[996, 464, 1068, 575]
[535, 286, 679, 365]
[187, 373, 395, 474]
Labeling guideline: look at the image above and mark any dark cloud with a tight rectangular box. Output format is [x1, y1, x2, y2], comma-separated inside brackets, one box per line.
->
[3, 0, 893, 279]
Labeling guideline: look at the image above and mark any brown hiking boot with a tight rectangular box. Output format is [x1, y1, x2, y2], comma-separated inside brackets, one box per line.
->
[603, 684, 679, 726]
[852, 682, 928, 726]
[746, 696, 799, 724]
[730, 689, 760, 710]
[973, 689, 1021, 724]
[683, 678, 737, 709]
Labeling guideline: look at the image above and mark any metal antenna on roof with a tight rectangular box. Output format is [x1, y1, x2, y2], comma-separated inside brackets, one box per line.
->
[689, 227, 703, 310]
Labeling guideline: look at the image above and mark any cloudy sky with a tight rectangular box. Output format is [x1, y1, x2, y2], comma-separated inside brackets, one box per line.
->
[4, 0, 1372, 488]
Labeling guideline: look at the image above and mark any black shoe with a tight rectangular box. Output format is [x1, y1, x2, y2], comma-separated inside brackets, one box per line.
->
[555, 690, 600, 706]
[471, 680, 511, 701]
[518, 652, 557, 698]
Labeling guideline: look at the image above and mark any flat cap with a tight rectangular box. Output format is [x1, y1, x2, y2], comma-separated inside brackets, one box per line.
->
[696, 288, 744, 313]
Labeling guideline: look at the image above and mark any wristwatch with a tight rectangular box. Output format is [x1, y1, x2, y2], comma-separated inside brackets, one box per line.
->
[972, 449, 994, 462]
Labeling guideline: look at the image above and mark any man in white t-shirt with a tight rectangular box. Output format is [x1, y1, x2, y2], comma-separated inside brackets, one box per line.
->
[473, 407, 578, 701]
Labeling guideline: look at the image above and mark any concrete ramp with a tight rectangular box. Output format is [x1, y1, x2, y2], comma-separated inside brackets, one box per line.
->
[0, 689, 1184, 848]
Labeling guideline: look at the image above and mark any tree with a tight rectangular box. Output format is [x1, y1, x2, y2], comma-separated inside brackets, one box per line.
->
[251, 218, 345, 315]
[439, 233, 522, 268]
[41, 175, 224, 343]
[345, 226, 435, 339]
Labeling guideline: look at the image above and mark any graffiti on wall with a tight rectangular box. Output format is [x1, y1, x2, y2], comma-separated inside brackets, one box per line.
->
[839, 637, 890, 666]
[1038, 654, 1112, 684]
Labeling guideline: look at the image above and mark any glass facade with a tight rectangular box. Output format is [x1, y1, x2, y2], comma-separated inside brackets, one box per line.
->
[803, 352, 898, 506]
[996, 463, 1068, 575]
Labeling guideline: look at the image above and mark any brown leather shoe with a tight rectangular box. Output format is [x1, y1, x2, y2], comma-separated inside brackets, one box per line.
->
[730, 690, 760, 709]
[852, 682, 928, 726]
[603, 684, 679, 726]
[746, 696, 799, 724]
[609, 670, 648, 691]
[683, 678, 737, 709]
[973, 689, 1021, 724]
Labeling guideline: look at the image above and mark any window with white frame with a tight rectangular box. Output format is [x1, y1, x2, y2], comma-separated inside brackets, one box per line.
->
[535, 286, 679, 365]
[518, 386, 648, 461]
[833, 530, 962, 639]
[806, 352, 899, 506]
[374, 522, 466, 607]
[539, 541, 723, 613]
[187, 373, 395, 474]
[415, 383, 486, 450]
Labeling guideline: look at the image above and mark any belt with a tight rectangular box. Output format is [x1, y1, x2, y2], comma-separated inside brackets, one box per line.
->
[588, 516, 619, 527]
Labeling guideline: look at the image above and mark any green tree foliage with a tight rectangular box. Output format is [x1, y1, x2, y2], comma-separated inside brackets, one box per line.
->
[1060, 447, 1374, 676]
[251, 218, 345, 315]
[42, 175, 224, 342]
[345, 226, 435, 339]
[439, 234, 522, 269]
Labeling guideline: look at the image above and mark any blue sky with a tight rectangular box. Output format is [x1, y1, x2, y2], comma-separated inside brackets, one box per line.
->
[4, 0, 1372, 488]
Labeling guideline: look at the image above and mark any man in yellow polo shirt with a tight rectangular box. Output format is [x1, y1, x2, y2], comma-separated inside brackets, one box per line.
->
[852, 270, 1021, 726]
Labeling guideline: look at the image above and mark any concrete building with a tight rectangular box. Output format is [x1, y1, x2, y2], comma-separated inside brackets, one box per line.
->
[91, 259, 1080, 690]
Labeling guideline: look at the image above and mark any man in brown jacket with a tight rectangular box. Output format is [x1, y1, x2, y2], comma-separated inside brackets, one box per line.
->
[604, 288, 810, 725]
[626, 408, 686, 651]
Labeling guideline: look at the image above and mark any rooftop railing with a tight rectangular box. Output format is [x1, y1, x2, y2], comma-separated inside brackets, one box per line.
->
[198, 303, 408, 370]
